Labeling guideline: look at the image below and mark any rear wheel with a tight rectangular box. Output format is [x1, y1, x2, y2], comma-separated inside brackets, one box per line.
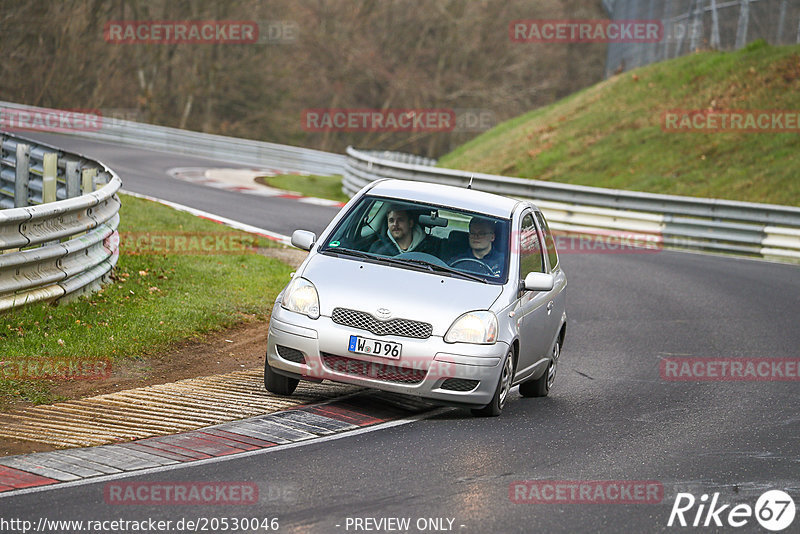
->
[264, 357, 299, 395]
[519, 339, 559, 398]
[471, 349, 514, 417]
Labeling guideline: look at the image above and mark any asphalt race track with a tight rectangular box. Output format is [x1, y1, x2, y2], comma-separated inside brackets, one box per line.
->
[2, 134, 798, 533]
[20, 132, 340, 237]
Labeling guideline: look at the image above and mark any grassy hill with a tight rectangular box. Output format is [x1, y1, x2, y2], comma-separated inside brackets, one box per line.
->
[438, 41, 800, 207]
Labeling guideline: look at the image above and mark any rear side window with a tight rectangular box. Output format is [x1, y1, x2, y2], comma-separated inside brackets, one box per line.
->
[519, 213, 544, 275]
[535, 211, 558, 271]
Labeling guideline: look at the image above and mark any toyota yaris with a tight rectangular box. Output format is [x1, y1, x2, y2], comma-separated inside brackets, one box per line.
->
[265, 179, 566, 416]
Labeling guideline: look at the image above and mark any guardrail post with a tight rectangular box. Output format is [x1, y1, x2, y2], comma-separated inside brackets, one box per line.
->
[689, 0, 704, 52]
[710, 0, 721, 49]
[42, 153, 57, 204]
[735, 0, 750, 49]
[777, 0, 788, 43]
[95, 171, 111, 190]
[65, 161, 80, 198]
[81, 168, 97, 194]
[14, 143, 31, 208]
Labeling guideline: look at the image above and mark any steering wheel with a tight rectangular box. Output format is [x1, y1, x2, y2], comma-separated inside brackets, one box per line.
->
[449, 257, 494, 275]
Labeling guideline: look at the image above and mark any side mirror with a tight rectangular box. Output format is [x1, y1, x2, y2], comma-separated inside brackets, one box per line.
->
[291, 230, 317, 251]
[523, 272, 554, 292]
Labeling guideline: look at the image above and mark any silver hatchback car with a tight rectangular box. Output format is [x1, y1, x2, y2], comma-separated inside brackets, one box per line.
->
[265, 179, 566, 416]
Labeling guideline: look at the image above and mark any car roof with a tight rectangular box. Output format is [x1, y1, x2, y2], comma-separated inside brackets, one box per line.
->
[366, 179, 520, 218]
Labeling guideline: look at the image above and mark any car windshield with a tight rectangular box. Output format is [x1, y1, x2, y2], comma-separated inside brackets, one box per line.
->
[320, 195, 510, 283]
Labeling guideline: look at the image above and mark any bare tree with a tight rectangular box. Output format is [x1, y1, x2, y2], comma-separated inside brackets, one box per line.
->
[0, 0, 607, 157]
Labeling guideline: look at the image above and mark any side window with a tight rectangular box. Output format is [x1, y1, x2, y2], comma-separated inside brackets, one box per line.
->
[535, 211, 558, 271]
[519, 213, 544, 275]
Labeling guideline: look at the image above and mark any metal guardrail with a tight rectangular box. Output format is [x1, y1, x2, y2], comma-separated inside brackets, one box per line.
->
[0, 133, 121, 311]
[0, 101, 345, 176]
[343, 147, 800, 261]
[4, 99, 796, 265]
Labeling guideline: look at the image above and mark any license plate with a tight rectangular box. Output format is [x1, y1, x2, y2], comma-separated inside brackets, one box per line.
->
[348, 335, 401, 359]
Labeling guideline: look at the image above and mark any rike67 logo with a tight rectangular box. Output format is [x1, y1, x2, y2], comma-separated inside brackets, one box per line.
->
[668, 490, 795, 531]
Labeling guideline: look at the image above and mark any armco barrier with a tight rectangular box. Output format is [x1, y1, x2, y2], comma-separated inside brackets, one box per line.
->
[3, 99, 797, 262]
[0, 133, 121, 311]
[343, 147, 800, 261]
[0, 101, 345, 176]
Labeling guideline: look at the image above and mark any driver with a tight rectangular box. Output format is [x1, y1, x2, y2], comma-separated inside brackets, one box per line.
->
[450, 217, 503, 275]
[369, 206, 437, 256]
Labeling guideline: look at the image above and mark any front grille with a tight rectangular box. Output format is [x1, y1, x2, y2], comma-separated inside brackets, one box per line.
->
[331, 307, 432, 339]
[276, 345, 306, 364]
[440, 378, 480, 392]
[321, 352, 426, 384]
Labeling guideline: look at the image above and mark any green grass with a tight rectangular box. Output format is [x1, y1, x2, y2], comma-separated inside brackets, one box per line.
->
[256, 174, 348, 203]
[0, 193, 293, 409]
[438, 41, 800, 206]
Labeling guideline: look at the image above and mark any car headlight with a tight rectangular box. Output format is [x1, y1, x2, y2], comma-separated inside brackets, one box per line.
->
[445, 311, 497, 344]
[281, 277, 320, 319]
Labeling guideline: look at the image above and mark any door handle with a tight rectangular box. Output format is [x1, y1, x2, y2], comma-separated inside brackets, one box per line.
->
[546, 301, 554, 314]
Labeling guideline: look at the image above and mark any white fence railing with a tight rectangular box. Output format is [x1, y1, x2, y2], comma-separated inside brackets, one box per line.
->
[343, 147, 800, 261]
[0, 133, 121, 311]
[604, 0, 800, 77]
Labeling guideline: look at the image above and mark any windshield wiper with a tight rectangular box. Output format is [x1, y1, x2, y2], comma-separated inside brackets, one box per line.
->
[325, 248, 419, 268]
[325, 248, 488, 283]
[396, 258, 488, 283]
[324, 247, 375, 260]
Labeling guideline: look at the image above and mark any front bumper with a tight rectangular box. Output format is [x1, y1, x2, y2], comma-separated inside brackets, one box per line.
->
[266, 306, 508, 408]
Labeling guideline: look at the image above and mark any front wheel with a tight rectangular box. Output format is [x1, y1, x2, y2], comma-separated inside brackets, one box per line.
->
[519, 339, 559, 398]
[264, 358, 299, 396]
[471, 349, 514, 417]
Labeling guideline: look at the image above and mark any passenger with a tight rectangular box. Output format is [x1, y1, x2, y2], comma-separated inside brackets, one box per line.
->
[369, 207, 437, 256]
[450, 217, 504, 275]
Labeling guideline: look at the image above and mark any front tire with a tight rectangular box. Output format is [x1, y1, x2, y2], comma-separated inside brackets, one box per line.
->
[264, 358, 299, 396]
[471, 349, 514, 417]
[519, 339, 559, 398]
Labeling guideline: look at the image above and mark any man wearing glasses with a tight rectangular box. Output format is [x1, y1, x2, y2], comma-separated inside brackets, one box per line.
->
[449, 217, 504, 276]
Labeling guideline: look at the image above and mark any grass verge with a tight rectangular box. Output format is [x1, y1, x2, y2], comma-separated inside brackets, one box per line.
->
[255, 173, 348, 203]
[0, 193, 293, 409]
[438, 41, 800, 206]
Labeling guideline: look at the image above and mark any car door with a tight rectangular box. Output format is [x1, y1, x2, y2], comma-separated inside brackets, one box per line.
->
[514, 211, 554, 381]
[534, 210, 567, 345]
